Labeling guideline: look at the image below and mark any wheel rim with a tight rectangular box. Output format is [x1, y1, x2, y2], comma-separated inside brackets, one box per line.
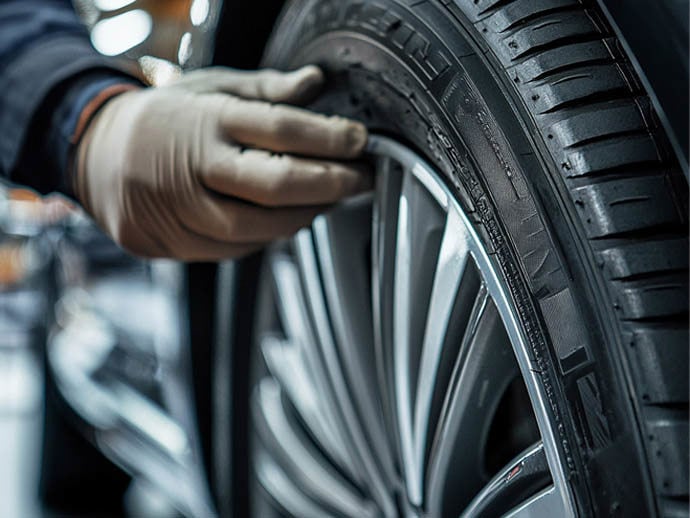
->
[252, 136, 577, 517]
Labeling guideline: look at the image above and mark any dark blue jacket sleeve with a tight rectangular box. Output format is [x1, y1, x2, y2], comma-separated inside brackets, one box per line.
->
[0, 0, 141, 196]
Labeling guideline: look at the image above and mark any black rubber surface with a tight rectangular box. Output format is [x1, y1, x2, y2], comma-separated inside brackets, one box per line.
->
[255, 0, 689, 516]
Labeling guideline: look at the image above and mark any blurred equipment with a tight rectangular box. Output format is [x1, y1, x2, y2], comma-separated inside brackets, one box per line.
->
[73, 0, 220, 72]
[0, 186, 59, 518]
[22, 2, 225, 516]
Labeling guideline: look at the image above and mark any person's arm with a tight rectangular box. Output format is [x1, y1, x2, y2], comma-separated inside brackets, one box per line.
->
[0, 1, 371, 261]
[0, 0, 140, 195]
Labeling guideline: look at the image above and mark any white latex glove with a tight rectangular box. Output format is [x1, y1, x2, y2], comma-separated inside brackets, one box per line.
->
[74, 66, 370, 260]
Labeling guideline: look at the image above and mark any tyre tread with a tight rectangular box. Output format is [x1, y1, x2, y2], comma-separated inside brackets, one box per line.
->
[512, 38, 618, 83]
[458, 0, 689, 509]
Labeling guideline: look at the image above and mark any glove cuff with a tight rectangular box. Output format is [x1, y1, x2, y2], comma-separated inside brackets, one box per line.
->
[68, 83, 141, 203]
[70, 83, 142, 147]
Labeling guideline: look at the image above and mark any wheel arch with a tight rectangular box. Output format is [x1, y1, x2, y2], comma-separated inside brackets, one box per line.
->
[595, 0, 687, 176]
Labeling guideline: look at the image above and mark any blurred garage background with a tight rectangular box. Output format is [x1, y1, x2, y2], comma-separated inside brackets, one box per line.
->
[0, 1, 222, 515]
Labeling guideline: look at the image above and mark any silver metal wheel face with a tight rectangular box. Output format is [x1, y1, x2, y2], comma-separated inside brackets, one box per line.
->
[252, 136, 576, 517]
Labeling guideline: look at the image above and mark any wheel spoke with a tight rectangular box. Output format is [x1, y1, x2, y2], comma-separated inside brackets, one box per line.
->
[269, 252, 314, 356]
[295, 230, 397, 517]
[252, 379, 375, 518]
[503, 485, 567, 518]
[255, 448, 333, 518]
[412, 207, 471, 492]
[372, 156, 404, 466]
[312, 194, 397, 487]
[426, 296, 518, 515]
[260, 335, 352, 477]
[268, 254, 358, 480]
[394, 171, 446, 505]
[461, 442, 551, 517]
[393, 174, 414, 504]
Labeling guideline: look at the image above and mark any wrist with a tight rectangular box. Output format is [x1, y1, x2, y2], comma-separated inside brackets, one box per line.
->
[70, 83, 142, 207]
[70, 83, 142, 148]
[36, 70, 143, 199]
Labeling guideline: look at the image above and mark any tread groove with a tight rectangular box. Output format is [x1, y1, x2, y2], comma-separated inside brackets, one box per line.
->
[589, 223, 687, 242]
[621, 313, 690, 325]
[538, 87, 634, 115]
[521, 57, 615, 83]
[476, 0, 524, 18]
[565, 166, 671, 188]
[496, 4, 584, 33]
[643, 403, 689, 413]
[562, 128, 651, 151]
[508, 31, 603, 64]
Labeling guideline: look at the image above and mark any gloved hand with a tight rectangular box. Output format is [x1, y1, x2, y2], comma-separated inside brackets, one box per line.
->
[74, 65, 370, 260]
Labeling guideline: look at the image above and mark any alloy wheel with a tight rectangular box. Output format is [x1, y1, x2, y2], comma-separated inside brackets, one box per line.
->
[251, 136, 577, 517]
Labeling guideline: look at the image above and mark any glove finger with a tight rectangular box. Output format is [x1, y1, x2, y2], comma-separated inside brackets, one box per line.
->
[200, 147, 373, 207]
[181, 192, 327, 243]
[221, 100, 368, 159]
[173, 65, 324, 104]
